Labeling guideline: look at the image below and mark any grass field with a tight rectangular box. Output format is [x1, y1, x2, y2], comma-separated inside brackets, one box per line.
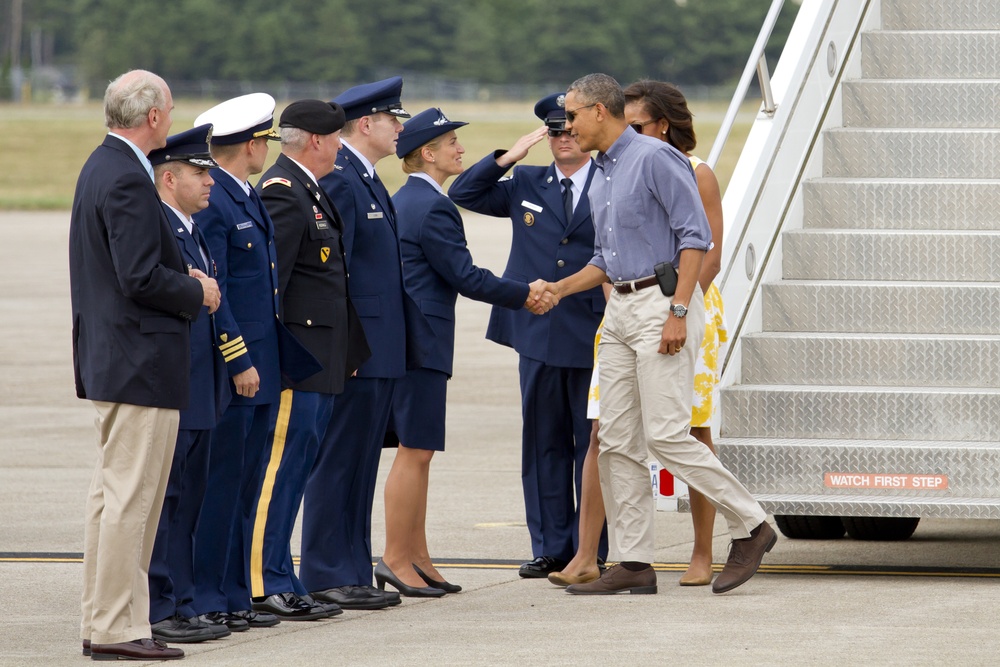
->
[0, 98, 758, 210]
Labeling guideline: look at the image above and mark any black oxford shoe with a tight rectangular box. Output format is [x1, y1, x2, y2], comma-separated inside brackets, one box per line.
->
[518, 556, 569, 579]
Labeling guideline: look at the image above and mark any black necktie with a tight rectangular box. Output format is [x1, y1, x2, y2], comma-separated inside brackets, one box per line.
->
[561, 177, 574, 223]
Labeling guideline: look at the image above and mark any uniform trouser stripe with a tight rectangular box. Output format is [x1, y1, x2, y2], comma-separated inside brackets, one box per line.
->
[249, 389, 294, 598]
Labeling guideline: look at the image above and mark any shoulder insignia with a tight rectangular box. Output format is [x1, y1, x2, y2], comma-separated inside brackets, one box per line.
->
[262, 177, 292, 189]
[498, 175, 513, 182]
[334, 164, 344, 171]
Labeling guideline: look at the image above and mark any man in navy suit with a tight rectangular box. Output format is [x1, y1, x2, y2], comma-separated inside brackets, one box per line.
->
[191, 93, 320, 629]
[70, 70, 220, 662]
[146, 125, 235, 644]
[302, 77, 429, 611]
[248, 99, 370, 620]
[450, 93, 607, 578]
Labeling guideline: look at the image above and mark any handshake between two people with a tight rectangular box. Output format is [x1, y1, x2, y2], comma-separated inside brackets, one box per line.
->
[525, 279, 561, 315]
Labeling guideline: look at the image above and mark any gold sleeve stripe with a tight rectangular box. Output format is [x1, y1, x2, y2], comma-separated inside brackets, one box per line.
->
[219, 336, 245, 352]
[222, 345, 248, 363]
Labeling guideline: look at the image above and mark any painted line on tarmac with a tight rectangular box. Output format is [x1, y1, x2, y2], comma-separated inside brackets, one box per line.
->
[3, 553, 999, 578]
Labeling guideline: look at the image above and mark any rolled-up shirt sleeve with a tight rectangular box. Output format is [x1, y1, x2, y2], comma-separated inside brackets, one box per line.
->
[647, 149, 711, 255]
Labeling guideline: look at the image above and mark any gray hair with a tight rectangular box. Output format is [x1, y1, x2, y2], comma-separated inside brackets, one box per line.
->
[568, 73, 625, 119]
[104, 70, 167, 130]
[280, 126, 310, 152]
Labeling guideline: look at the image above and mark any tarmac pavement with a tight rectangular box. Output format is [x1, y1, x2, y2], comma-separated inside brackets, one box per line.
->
[1, 211, 998, 666]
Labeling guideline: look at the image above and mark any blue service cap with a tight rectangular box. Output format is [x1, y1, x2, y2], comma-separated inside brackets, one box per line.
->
[534, 92, 568, 130]
[395, 108, 468, 158]
[149, 124, 218, 168]
[333, 76, 410, 122]
[195, 93, 280, 146]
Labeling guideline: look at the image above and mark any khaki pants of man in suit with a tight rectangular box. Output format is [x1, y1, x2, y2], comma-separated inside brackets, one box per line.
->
[80, 402, 179, 645]
[597, 285, 766, 564]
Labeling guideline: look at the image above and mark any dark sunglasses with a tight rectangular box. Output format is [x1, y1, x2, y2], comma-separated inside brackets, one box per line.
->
[565, 103, 596, 123]
[547, 128, 570, 138]
[629, 119, 658, 134]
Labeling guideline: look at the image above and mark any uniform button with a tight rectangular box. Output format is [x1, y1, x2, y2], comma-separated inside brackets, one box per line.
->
[271, 262, 275, 269]
[306, 319, 312, 326]
[557, 260, 565, 268]
[274, 288, 278, 295]
[247, 242, 252, 248]
[561, 238, 568, 245]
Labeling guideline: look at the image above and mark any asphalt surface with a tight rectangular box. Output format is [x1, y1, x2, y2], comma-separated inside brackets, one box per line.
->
[1, 211, 998, 666]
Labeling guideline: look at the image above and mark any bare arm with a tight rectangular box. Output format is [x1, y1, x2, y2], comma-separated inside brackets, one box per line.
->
[658, 248, 705, 355]
[694, 163, 723, 292]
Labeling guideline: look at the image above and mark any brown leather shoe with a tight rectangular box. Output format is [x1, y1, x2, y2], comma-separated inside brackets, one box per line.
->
[565, 563, 657, 595]
[90, 638, 184, 661]
[547, 569, 600, 587]
[712, 521, 777, 594]
[82, 639, 90, 656]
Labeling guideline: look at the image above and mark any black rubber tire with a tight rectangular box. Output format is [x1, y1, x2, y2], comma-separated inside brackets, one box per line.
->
[774, 514, 846, 539]
[841, 516, 920, 541]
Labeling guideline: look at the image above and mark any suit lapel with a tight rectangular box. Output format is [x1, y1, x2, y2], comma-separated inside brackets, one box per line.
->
[564, 159, 597, 236]
[164, 205, 208, 273]
[539, 164, 569, 229]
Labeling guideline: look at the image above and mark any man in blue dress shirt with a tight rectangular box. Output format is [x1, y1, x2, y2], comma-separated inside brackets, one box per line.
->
[450, 93, 607, 578]
[552, 73, 775, 596]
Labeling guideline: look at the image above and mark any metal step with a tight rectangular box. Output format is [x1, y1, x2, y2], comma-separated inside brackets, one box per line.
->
[803, 178, 1000, 230]
[782, 230, 1000, 281]
[862, 31, 1000, 79]
[721, 385, 1000, 441]
[741, 332, 1000, 387]
[707, 494, 1000, 520]
[716, 437, 1000, 498]
[824, 128, 1000, 178]
[883, 0, 1000, 31]
[843, 80, 1000, 128]
[762, 281, 1000, 334]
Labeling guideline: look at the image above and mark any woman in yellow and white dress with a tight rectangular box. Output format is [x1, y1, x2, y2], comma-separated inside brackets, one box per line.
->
[623, 79, 728, 586]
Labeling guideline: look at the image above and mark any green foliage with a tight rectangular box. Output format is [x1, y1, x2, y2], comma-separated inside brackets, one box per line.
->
[26, 0, 799, 90]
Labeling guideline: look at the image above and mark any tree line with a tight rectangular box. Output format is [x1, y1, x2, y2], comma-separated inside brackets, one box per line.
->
[2, 0, 798, 97]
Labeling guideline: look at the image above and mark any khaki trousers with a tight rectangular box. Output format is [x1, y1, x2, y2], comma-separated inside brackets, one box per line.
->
[597, 285, 766, 563]
[80, 401, 179, 645]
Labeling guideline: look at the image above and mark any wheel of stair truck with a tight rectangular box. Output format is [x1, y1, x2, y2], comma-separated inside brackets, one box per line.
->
[841, 517, 920, 541]
[774, 515, 846, 540]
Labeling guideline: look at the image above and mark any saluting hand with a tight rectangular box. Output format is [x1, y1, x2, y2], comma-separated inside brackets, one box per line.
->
[190, 268, 221, 314]
[496, 126, 549, 168]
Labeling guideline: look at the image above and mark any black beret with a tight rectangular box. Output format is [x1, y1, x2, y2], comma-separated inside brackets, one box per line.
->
[279, 99, 347, 135]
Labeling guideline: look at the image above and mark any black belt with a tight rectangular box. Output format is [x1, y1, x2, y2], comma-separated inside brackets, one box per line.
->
[612, 276, 658, 294]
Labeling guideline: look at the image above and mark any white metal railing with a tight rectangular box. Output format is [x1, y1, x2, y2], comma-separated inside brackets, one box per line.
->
[712, 0, 878, 400]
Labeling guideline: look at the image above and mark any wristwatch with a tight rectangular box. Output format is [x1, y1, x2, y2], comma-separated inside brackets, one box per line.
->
[670, 303, 688, 319]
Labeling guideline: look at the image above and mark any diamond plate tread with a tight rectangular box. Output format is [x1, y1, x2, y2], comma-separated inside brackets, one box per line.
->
[803, 178, 1000, 230]
[842, 80, 1000, 128]
[715, 438, 1000, 496]
[782, 230, 1000, 281]
[862, 31, 1000, 79]
[824, 128, 1000, 178]
[751, 495, 1000, 520]
[721, 385, 1000, 441]
[763, 281, 1000, 334]
[741, 332, 1000, 387]
[883, 0, 1000, 31]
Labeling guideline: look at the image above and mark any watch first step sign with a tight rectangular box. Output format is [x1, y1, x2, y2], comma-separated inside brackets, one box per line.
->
[825, 473, 949, 490]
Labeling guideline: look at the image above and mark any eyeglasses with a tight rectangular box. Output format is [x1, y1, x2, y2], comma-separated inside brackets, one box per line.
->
[547, 128, 569, 138]
[629, 119, 659, 134]
[565, 103, 597, 123]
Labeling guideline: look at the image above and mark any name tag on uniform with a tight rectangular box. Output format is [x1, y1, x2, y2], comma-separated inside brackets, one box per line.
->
[315, 219, 329, 230]
[521, 200, 543, 213]
[236, 221, 253, 230]
[367, 211, 384, 219]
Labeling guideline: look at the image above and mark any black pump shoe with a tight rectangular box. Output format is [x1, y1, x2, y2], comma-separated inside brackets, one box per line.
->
[412, 564, 462, 593]
[374, 560, 446, 598]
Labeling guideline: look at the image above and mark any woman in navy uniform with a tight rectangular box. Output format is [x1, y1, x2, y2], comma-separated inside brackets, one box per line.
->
[377, 109, 542, 597]
[449, 94, 607, 578]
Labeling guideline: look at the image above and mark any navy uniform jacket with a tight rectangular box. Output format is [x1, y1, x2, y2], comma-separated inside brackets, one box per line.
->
[69, 135, 203, 409]
[259, 154, 371, 394]
[393, 176, 528, 376]
[164, 204, 232, 429]
[194, 169, 319, 405]
[449, 153, 604, 369]
[318, 148, 431, 378]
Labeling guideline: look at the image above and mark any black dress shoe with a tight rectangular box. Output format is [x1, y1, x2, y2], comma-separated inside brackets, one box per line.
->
[300, 593, 343, 616]
[413, 564, 462, 593]
[374, 560, 446, 598]
[151, 615, 216, 643]
[200, 612, 250, 632]
[90, 638, 183, 661]
[252, 592, 329, 621]
[311, 585, 390, 610]
[228, 609, 281, 628]
[358, 585, 401, 606]
[82, 639, 90, 656]
[186, 615, 230, 639]
[519, 556, 569, 579]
